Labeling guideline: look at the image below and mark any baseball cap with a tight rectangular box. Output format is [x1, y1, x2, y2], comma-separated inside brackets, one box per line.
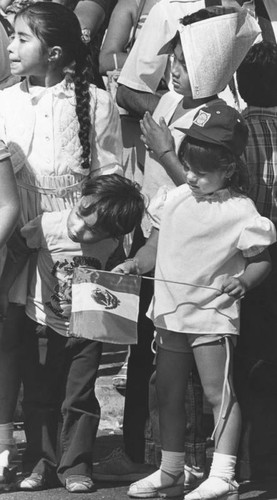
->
[177, 103, 249, 156]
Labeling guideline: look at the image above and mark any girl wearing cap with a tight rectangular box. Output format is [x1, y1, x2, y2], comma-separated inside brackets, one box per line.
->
[113, 102, 276, 500]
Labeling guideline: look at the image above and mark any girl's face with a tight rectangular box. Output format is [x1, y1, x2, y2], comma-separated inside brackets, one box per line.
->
[8, 17, 49, 83]
[67, 202, 110, 244]
[170, 42, 192, 97]
[183, 159, 229, 195]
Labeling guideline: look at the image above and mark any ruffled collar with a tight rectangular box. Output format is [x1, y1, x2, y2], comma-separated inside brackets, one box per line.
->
[189, 186, 232, 203]
[25, 77, 75, 102]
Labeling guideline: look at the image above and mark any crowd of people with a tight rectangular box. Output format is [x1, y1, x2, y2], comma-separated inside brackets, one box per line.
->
[0, 0, 276, 498]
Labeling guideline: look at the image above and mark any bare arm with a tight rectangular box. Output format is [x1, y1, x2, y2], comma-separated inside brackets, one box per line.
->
[74, 1, 105, 38]
[112, 227, 159, 275]
[221, 249, 272, 299]
[99, 0, 136, 75]
[0, 157, 20, 249]
[116, 84, 161, 118]
[140, 111, 187, 186]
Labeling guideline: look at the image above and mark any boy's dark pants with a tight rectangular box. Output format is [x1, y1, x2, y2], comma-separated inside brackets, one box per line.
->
[20, 315, 102, 485]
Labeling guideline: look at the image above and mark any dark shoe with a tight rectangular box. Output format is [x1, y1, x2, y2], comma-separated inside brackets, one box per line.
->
[0, 465, 17, 491]
[92, 447, 157, 482]
[17, 472, 47, 491]
[65, 475, 95, 493]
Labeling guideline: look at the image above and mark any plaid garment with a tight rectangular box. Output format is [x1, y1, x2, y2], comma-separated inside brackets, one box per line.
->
[0, 139, 10, 161]
[243, 106, 277, 226]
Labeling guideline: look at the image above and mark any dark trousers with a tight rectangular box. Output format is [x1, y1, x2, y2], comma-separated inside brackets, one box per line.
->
[123, 276, 155, 463]
[235, 242, 277, 479]
[20, 315, 102, 485]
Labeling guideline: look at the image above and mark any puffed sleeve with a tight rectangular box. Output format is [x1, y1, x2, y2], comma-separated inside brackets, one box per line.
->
[90, 87, 123, 175]
[147, 186, 172, 229]
[237, 215, 276, 258]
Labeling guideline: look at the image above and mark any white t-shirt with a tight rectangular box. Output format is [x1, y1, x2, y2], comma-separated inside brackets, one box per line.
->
[118, 0, 206, 93]
[148, 184, 276, 335]
[21, 209, 118, 337]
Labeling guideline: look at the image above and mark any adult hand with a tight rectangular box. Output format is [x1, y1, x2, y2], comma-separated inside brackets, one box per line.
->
[140, 111, 175, 158]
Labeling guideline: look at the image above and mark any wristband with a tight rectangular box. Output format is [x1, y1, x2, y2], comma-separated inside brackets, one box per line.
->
[159, 149, 174, 160]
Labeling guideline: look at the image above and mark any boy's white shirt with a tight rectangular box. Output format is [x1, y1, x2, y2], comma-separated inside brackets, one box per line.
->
[118, 0, 207, 93]
[21, 210, 118, 337]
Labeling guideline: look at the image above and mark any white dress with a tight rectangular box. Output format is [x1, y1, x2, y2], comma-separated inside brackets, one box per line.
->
[148, 184, 276, 335]
[0, 78, 123, 302]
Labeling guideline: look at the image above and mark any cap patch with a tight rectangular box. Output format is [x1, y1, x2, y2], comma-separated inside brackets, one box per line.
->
[193, 110, 211, 128]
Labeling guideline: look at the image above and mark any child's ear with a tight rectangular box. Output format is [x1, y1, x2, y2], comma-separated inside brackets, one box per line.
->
[48, 46, 63, 62]
[225, 163, 236, 179]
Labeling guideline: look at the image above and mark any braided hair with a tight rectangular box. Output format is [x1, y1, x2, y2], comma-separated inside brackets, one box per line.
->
[15, 2, 92, 170]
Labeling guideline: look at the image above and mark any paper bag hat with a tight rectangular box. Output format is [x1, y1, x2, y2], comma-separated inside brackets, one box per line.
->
[159, 6, 261, 99]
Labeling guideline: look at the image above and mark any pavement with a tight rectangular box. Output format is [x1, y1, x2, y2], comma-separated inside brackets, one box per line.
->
[1, 343, 277, 500]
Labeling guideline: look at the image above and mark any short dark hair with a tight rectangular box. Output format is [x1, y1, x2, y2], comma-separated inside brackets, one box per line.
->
[79, 174, 145, 238]
[178, 136, 249, 194]
[169, 6, 238, 51]
[237, 41, 277, 107]
[180, 5, 238, 27]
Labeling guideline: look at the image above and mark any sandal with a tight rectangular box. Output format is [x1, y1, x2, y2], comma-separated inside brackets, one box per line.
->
[65, 475, 95, 493]
[184, 476, 239, 500]
[128, 470, 184, 498]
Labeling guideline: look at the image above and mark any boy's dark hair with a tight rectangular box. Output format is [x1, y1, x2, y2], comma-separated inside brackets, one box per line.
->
[170, 6, 238, 51]
[79, 174, 145, 238]
[180, 5, 238, 27]
[237, 41, 277, 107]
[178, 136, 249, 194]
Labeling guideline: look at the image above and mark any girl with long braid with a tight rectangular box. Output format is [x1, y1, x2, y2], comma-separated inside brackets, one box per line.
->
[0, 1, 122, 489]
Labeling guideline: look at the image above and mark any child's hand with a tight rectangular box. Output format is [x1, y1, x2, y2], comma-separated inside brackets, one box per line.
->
[140, 112, 175, 157]
[112, 258, 140, 275]
[221, 276, 247, 299]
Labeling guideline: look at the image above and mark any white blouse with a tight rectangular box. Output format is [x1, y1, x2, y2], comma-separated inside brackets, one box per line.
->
[148, 184, 276, 335]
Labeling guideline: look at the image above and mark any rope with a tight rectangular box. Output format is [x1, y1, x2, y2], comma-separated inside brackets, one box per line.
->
[141, 273, 222, 293]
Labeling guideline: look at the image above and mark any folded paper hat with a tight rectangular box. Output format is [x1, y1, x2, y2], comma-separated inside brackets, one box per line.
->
[177, 103, 249, 156]
[159, 6, 261, 99]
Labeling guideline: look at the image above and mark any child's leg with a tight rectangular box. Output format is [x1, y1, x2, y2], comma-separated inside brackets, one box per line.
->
[194, 338, 241, 456]
[185, 337, 240, 500]
[128, 331, 194, 498]
[0, 304, 24, 470]
[57, 337, 102, 490]
[20, 320, 66, 488]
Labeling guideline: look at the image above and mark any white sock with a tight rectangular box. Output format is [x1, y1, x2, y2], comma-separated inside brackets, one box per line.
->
[209, 452, 236, 480]
[0, 423, 15, 446]
[161, 450, 185, 476]
[0, 450, 10, 468]
[137, 451, 185, 488]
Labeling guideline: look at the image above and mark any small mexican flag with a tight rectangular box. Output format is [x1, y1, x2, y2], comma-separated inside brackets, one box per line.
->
[69, 267, 142, 344]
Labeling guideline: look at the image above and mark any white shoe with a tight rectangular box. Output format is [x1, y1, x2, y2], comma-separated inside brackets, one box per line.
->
[128, 470, 184, 498]
[184, 476, 239, 500]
